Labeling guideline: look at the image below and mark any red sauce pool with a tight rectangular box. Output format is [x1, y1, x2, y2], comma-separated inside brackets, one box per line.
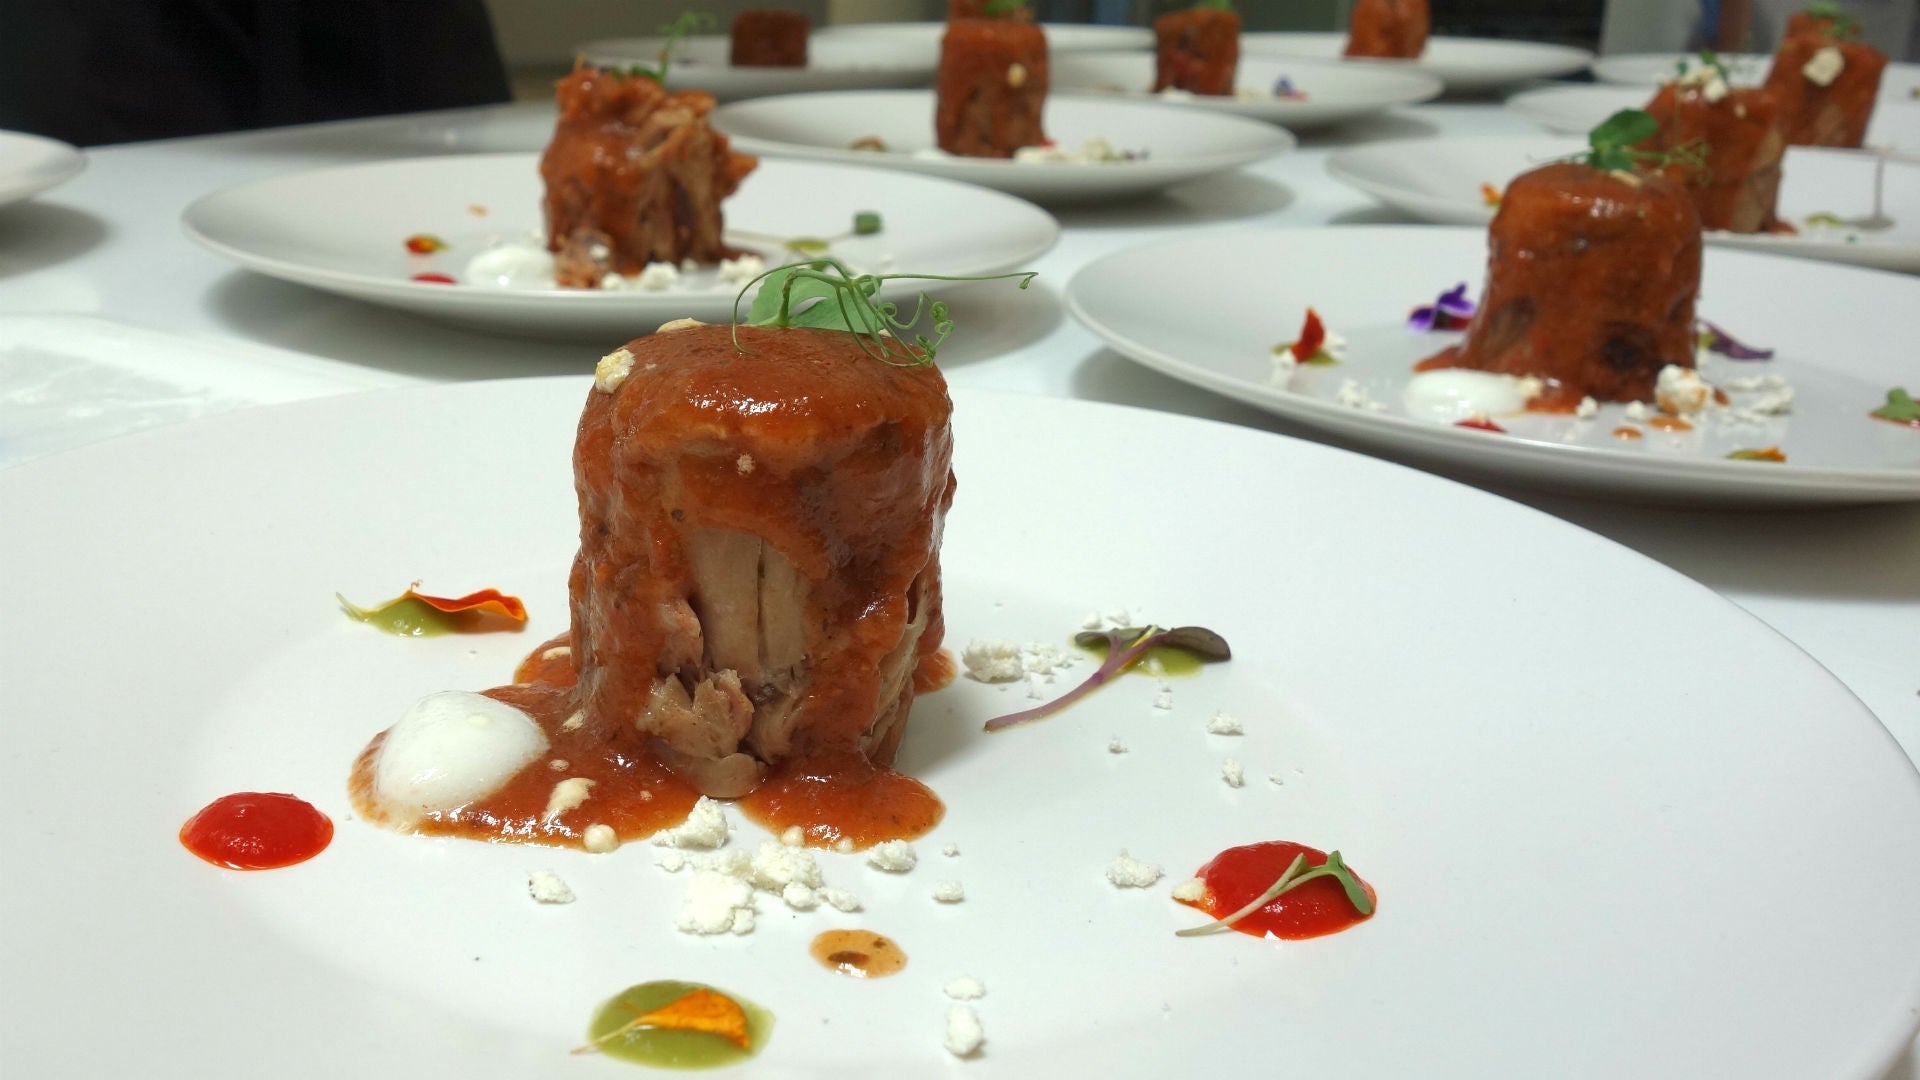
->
[739, 748, 943, 849]
[1454, 417, 1506, 433]
[1179, 840, 1375, 940]
[1612, 426, 1644, 440]
[410, 272, 457, 284]
[180, 792, 333, 870]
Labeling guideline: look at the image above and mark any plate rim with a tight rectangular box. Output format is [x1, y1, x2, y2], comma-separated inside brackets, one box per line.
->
[0, 129, 88, 206]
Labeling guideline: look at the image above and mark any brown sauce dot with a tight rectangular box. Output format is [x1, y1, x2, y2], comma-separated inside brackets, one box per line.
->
[1612, 426, 1644, 440]
[811, 929, 907, 978]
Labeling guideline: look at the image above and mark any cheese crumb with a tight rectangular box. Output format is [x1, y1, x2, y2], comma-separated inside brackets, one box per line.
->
[943, 843, 960, 857]
[1268, 348, 1298, 385]
[867, 839, 917, 872]
[716, 254, 766, 284]
[1108, 737, 1128, 754]
[1171, 877, 1208, 902]
[594, 348, 635, 393]
[943, 976, 986, 1000]
[582, 823, 620, 853]
[527, 869, 575, 904]
[561, 710, 586, 731]
[541, 645, 571, 660]
[636, 262, 679, 290]
[736, 453, 754, 474]
[833, 837, 855, 854]
[749, 840, 824, 891]
[782, 882, 820, 911]
[1335, 379, 1389, 413]
[1803, 45, 1845, 87]
[961, 638, 1023, 682]
[1152, 682, 1174, 711]
[932, 880, 966, 903]
[1105, 850, 1163, 887]
[944, 1005, 985, 1057]
[656, 850, 688, 873]
[1206, 711, 1242, 735]
[652, 795, 729, 850]
[1655, 364, 1714, 416]
[548, 758, 569, 771]
[1624, 400, 1652, 422]
[542, 776, 594, 821]
[657, 316, 704, 334]
[1575, 396, 1598, 419]
[675, 869, 756, 935]
[820, 886, 862, 912]
[780, 825, 806, 847]
[1267, 772, 1287, 786]
[1222, 758, 1245, 787]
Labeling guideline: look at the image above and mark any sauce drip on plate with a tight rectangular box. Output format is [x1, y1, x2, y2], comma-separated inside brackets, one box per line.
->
[810, 929, 908, 978]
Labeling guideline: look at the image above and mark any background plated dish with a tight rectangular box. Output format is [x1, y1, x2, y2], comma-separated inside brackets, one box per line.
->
[1326, 135, 1920, 272]
[712, 91, 1295, 203]
[1239, 32, 1593, 94]
[0, 129, 85, 208]
[814, 20, 1153, 53]
[180, 155, 1059, 339]
[1594, 51, 1920, 97]
[1068, 226, 1920, 504]
[575, 34, 937, 101]
[1505, 84, 1920, 153]
[1050, 52, 1443, 130]
[6, 379, 1920, 1076]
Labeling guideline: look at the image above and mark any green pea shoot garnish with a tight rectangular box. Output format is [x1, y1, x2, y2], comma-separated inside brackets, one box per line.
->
[622, 12, 710, 82]
[730, 257, 1036, 368]
[1582, 109, 1705, 174]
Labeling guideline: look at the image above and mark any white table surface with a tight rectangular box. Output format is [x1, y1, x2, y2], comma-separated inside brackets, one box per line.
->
[3, 96, 1917, 1075]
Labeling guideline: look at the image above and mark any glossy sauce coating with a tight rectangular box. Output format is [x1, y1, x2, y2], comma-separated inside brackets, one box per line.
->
[1642, 83, 1790, 233]
[1179, 840, 1375, 940]
[810, 929, 909, 977]
[180, 792, 333, 870]
[1345, 0, 1429, 59]
[937, 20, 1049, 156]
[1763, 34, 1887, 148]
[1153, 8, 1240, 95]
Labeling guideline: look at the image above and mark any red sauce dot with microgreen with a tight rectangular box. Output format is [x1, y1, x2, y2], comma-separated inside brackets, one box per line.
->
[1178, 840, 1375, 940]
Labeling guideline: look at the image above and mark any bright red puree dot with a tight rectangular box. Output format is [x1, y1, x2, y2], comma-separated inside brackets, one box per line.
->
[1181, 840, 1375, 940]
[180, 792, 333, 870]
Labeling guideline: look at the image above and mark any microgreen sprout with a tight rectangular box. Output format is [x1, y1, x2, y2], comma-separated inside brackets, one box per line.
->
[982, 0, 1031, 14]
[1675, 48, 1731, 80]
[622, 11, 710, 82]
[1195, 0, 1236, 9]
[1803, 1, 1863, 39]
[1581, 109, 1706, 174]
[1174, 850, 1372, 937]
[734, 211, 886, 260]
[982, 625, 1230, 732]
[730, 257, 1036, 368]
[1871, 387, 1920, 424]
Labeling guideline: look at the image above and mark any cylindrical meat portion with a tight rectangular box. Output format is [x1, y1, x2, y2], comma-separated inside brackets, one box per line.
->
[1423, 163, 1703, 404]
[731, 10, 809, 67]
[1642, 82, 1789, 233]
[1344, 0, 1430, 59]
[1762, 35, 1887, 147]
[540, 65, 759, 287]
[936, 19, 1048, 157]
[570, 323, 956, 798]
[1153, 7, 1240, 96]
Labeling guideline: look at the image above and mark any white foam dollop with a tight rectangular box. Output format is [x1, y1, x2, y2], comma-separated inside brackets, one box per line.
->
[372, 690, 549, 821]
[463, 242, 556, 289]
[1402, 369, 1539, 422]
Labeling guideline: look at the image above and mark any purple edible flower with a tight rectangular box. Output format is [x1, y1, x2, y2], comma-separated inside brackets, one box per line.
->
[1407, 283, 1476, 332]
[1274, 76, 1306, 100]
[1696, 318, 1775, 360]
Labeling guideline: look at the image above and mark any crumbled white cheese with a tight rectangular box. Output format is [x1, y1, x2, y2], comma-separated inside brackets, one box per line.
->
[691, 847, 753, 878]
[548, 758, 569, 771]
[656, 850, 688, 873]
[541, 645, 571, 661]
[735, 453, 754, 475]
[944, 1005, 985, 1057]
[1156, 86, 1196, 101]
[1656, 364, 1715, 416]
[961, 638, 1023, 682]
[749, 840, 824, 891]
[833, 837, 855, 854]
[1108, 737, 1128, 754]
[527, 869, 576, 904]
[582, 823, 620, 853]
[1335, 379, 1389, 413]
[561, 711, 586, 732]
[1803, 45, 1845, 87]
[542, 776, 594, 821]
[636, 262, 679, 290]
[1575, 396, 1599, 419]
[867, 840, 917, 872]
[1011, 137, 1134, 164]
[1221, 758, 1245, 788]
[594, 348, 635, 393]
[1267, 772, 1287, 786]
[675, 869, 756, 935]
[1171, 877, 1208, 902]
[780, 825, 806, 847]
[1206, 711, 1243, 735]
[1268, 348, 1298, 385]
[820, 886, 863, 912]
[1152, 683, 1174, 711]
[943, 976, 986, 1000]
[943, 843, 960, 857]
[782, 882, 820, 911]
[932, 880, 966, 903]
[717, 254, 766, 284]
[1006, 61, 1028, 87]
[657, 316, 704, 334]
[652, 795, 730, 850]
[1721, 374, 1787, 392]
[1624, 400, 1652, 422]
[1105, 850, 1163, 888]
[1677, 62, 1730, 103]
[1513, 376, 1546, 402]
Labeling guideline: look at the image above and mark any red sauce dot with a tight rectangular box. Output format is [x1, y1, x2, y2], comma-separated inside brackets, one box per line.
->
[180, 792, 333, 870]
[1454, 417, 1506, 433]
[1180, 840, 1375, 940]
[411, 272, 457, 284]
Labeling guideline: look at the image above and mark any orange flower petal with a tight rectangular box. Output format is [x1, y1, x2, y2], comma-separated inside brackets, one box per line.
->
[404, 587, 527, 621]
[628, 988, 752, 1049]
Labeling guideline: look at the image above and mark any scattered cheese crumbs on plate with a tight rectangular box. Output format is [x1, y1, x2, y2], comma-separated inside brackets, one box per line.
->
[944, 976, 986, 1000]
[1171, 877, 1207, 902]
[1205, 711, 1243, 735]
[1108, 737, 1128, 753]
[582, 823, 619, 853]
[820, 886, 862, 912]
[780, 825, 806, 848]
[1222, 759, 1245, 788]
[944, 1005, 985, 1057]
[749, 839, 824, 891]
[867, 839, 917, 872]
[651, 795, 729, 849]
[1575, 396, 1598, 419]
[1152, 682, 1174, 710]
[782, 882, 819, 911]
[961, 638, 1023, 682]
[833, 837, 855, 854]
[943, 843, 961, 857]
[1105, 850, 1163, 888]
[675, 869, 757, 935]
[933, 880, 966, 903]
[656, 850, 688, 873]
[1267, 772, 1287, 786]
[527, 869, 575, 904]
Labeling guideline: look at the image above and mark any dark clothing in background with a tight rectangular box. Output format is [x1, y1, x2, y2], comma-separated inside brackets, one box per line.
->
[0, 0, 511, 146]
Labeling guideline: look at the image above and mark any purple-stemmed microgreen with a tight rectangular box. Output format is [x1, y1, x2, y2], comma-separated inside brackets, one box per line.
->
[1174, 850, 1372, 937]
[982, 625, 1230, 732]
[1695, 318, 1775, 359]
[1407, 282, 1475, 332]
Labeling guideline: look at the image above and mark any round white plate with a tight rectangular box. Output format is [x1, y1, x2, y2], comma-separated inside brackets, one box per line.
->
[7, 378, 1920, 1076]
[180, 154, 1059, 339]
[1239, 32, 1593, 95]
[1594, 51, 1920, 98]
[815, 20, 1154, 53]
[712, 90, 1294, 204]
[1327, 135, 1920, 273]
[0, 129, 85, 208]
[576, 34, 937, 102]
[1068, 226, 1920, 504]
[1050, 51, 1442, 129]
[1506, 83, 1920, 152]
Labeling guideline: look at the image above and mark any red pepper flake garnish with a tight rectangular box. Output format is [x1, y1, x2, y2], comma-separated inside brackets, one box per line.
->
[337, 583, 528, 636]
[1455, 417, 1506, 433]
[405, 233, 448, 254]
[1726, 446, 1786, 463]
[1480, 182, 1503, 208]
[411, 272, 457, 284]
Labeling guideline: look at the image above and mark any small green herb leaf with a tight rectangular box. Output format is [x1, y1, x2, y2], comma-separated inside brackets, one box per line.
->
[1173, 849, 1372, 937]
[733, 257, 1035, 369]
[1872, 386, 1920, 423]
[853, 211, 883, 236]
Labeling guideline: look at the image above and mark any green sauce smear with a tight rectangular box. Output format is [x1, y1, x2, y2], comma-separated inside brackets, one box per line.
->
[336, 594, 462, 637]
[1077, 638, 1207, 678]
[584, 981, 774, 1069]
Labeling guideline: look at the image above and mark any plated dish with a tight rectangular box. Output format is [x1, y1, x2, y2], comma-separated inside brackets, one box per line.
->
[1239, 32, 1592, 94]
[1068, 225, 1920, 503]
[8, 372, 1920, 1075]
[1326, 135, 1920, 272]
[1594, 50, 1920, 98]
[814, 20, 1153, 53]
[1050, 51, 1441, 129]
[576, 33, 939, 101]
[1506, 84, 1920, 151]
[0, 129, 85, 208]
[711, 91, 1294, 203]
[180, 154, 1058, 338]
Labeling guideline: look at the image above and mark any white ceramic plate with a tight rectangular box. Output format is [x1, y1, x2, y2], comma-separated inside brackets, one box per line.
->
[712, 90, 1293, 204]
[1068, 226, 1920, 504]
[1594, 51, 1920, 98]
[1239, 32, 1593, 95]
[0, 129, 85, 208]
[1327, 135, 1920, 273]
[576, 34, 937, 102]
[180, 154, 1059, 339]
[7, 378, 1920, 1077]
[1050, 51, 1442, 129]
[1506, 83, 1920, 152]
[815, 20, 1154, 53]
